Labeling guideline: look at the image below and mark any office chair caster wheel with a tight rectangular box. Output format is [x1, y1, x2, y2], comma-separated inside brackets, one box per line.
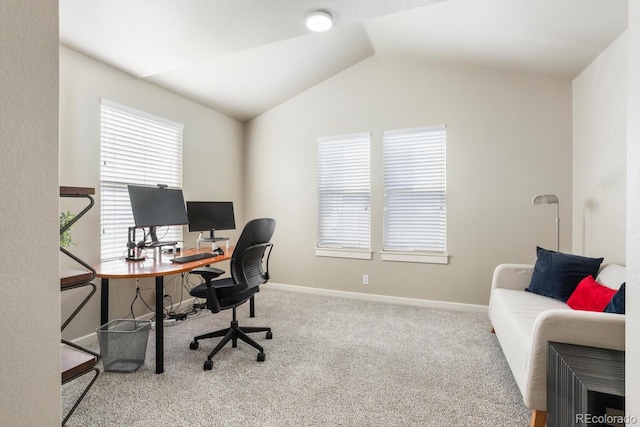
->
[257, 352, 266, 362]
[190, 341, 199, 350]
[266, 331, 273, 340]
[204, 360, 213, 370]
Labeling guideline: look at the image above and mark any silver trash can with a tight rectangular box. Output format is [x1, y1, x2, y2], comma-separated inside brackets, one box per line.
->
[96, 319, 151, 372]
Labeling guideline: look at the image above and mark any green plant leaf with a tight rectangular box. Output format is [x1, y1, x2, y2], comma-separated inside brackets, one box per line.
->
[60, 211, 76, 248]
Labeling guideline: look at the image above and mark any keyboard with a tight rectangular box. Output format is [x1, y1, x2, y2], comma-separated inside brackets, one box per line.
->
[170, 252, 216, 264]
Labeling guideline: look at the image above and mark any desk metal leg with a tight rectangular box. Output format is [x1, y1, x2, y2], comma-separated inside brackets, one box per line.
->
[100, 278, 109, 326]
[155, 276, 164, 374]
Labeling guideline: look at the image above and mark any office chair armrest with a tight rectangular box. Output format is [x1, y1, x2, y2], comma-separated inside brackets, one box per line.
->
[192, 268, 228, 313]
[205, 285, 221, 313]
[202, 278, 235, 313]
[191, 267, 225, 279]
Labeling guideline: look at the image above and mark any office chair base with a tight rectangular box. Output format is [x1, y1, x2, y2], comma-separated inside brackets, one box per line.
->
[190, 309, 272, 370]
[202, 351, 265, 370]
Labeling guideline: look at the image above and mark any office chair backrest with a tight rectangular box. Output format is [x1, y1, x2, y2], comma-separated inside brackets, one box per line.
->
[240, 243, 273, 288]
[230, 218, 275, 286]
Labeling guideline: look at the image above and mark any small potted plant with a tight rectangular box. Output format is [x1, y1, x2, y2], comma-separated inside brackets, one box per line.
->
[60, 211, 76, 248]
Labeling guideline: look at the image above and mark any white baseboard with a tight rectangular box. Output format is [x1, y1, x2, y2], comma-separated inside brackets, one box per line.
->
[266, 282, 488, 313]
[68, 285, 487, 347]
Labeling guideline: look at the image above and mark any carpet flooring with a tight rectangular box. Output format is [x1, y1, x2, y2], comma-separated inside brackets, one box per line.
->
[62, 286, 529, 426]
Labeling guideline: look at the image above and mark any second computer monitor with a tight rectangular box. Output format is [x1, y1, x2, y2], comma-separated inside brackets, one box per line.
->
[186, 201, 235, 239]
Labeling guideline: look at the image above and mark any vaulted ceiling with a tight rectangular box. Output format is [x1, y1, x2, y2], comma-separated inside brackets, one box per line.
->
[60, 0, 628, 122]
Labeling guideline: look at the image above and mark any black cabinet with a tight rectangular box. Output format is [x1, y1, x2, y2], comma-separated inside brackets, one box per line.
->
[548, 342, 624, 427]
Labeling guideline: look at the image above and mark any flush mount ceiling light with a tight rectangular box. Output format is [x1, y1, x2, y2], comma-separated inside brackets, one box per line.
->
[306, 10, 333, 32]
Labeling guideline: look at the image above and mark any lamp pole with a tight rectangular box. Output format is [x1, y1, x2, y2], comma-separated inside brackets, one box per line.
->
[532, 194, 560, 252]
[554, 201, 559, 252]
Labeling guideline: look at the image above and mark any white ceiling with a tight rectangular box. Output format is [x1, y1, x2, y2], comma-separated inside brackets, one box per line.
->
[60, 0, 628, 122]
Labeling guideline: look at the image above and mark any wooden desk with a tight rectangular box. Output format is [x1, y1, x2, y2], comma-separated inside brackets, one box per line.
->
[94, 247, 232, 374]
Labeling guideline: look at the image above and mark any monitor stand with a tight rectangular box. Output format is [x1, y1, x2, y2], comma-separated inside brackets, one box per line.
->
[126, 226, 179, 261]
[196, 236, 229, 251]
[147, 241, 179, 248]
[126, 227, 146, 261]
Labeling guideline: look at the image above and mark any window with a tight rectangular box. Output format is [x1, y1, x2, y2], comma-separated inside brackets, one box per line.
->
[316, 132, 371, 258]
[383, 126, 447, 262]
[100, 100, 184, 261]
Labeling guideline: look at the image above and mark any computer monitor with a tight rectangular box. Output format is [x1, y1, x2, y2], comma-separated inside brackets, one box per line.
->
[127, 184, 189, 243]
[186, 201, 235, 239]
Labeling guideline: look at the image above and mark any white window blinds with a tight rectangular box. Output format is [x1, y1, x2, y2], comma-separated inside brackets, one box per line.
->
[100, 100, 184, 261]
[383, 126, 446, 253]
[317, 132, 371, 250]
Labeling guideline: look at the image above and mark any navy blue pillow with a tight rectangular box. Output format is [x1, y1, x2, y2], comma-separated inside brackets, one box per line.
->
[526, 247, 604, 302]
[603, 283, 625, 314]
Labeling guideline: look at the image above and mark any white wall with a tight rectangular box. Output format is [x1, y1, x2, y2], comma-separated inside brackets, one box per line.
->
[626, 0, 640, 417]
[245, 55, 572, 305]
[0, 1, 60, 424]
[59, 46, 244, 340]
[572, 13, 640, 417]
[572, 33, 627, 263]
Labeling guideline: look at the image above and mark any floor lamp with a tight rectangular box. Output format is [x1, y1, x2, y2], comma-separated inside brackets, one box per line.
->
[532, 194, 559, 252]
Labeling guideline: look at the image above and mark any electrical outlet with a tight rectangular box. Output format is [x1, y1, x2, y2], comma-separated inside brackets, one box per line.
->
[362, 274, 369, 285]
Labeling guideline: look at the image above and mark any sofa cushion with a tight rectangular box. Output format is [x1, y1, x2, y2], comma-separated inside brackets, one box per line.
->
[596, 264, 626, 290]
[603, 283, 626, 314]
[567, 275, 616, 312]
[526, 247, 604, 302]
[489, 288, 569, 394]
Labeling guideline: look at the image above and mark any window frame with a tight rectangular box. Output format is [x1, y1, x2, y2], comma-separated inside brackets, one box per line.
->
[99, 100, 184, 261]
[316, 132, 372, 259]
[381, 125, 448, 264]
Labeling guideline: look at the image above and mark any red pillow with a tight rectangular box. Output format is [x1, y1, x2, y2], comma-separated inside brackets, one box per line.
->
[567, 275, 617, 312]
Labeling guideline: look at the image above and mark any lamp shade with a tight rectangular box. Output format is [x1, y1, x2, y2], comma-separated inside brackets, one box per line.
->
[532, 194, 559, 205]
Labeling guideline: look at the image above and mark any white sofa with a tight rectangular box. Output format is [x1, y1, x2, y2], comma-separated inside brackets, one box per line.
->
[488, 263, 625, 427]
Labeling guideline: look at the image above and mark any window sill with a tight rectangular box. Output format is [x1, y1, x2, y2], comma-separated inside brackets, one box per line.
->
[315, 247, 372, 260]
[381, 251, 449, 264]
